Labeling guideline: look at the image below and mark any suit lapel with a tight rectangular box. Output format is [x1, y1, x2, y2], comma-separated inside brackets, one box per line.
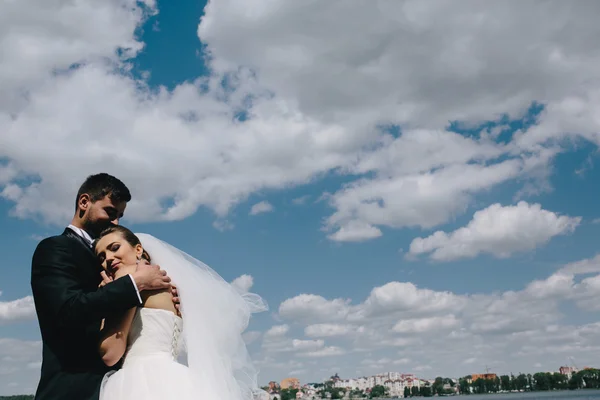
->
[62, 228, 102, 283]
[63, 228, 95, 256]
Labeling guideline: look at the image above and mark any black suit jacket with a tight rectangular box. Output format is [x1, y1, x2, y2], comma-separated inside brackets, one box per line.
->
[31, 228, 141, 400]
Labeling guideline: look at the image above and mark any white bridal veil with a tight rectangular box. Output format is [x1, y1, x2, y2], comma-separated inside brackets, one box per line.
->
[137, 233, 268, 400]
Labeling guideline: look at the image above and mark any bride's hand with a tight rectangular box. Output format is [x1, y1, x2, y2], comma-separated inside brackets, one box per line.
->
[98, 271, 114, 288]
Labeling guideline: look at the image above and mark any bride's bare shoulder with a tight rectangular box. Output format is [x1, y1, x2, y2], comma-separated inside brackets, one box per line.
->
[142, 289, 178, 316]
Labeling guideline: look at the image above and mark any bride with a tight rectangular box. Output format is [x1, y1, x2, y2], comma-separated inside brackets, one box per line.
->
[93, 225, 267, 400]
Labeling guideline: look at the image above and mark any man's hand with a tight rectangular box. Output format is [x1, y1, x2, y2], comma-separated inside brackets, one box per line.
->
[132, 261, 171, 292]
[98, 271, 113, 288]
[171, 285, 181, 317]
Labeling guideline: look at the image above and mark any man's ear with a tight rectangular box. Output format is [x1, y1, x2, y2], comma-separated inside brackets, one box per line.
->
[78, 194, 91, 217]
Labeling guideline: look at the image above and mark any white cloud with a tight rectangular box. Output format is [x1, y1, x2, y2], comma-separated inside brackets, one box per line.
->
[292, 195, 310, 205]
[213, 219, 234, 232]
[326, 220, 382, 243]
[242, 331, 262, 345]
[414, 365, 432, 372]
[200, 1, 600, 141]
[249, 201, 274, 216]
[0, 0, 599, 246]
[258, 253, 600, 382]
[196, 0, 600, 241]
[0, 295, 36, 324]
[231, 274, 254, 293]
[279, 294, 351, 323]
[559, 253, 600, 275]
[264, 324, 290, 338]
[299, 346, 346, 358]
[304, 324, 353, 338]
[0, 338, 41, 396]
[292, 339, 325, 352]
[361, 282, 465, 317]
[0, 0, 155, 114]
[324, 150, 557, 242]
[409, 202, 581, 261]
[392, 315, 459, 334]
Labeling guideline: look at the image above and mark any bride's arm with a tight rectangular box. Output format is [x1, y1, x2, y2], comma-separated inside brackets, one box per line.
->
[99, 307, 137, 366]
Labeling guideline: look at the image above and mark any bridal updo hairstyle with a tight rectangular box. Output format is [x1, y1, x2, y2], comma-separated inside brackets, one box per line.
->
[95, 225, 151, 263]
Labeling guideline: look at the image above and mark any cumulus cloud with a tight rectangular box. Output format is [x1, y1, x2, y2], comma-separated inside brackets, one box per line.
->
[264, 324, 290, 338]
[392, 315, 459, 334]
[249, 201, 274, 216]
[0, 338, 41, 396]
[261, 254, 600, 380]
[242, 331, 262, 345]
[200, 1, 600, 141]
[304, 324, 354, 338]
[409, 202, 581, 261]
[197, 0, 600, 241]
[292, 195, 311, 205]
[0, 295, 36, 324]
[361, 282, 465, 317]
[326, 220, 382, 243]
[299, 346, 346, 358]
[231, 274, 254, 293]
[292, 339, 325, 352]
[279, 294, 351, 323]
[1, 0, 599, 245]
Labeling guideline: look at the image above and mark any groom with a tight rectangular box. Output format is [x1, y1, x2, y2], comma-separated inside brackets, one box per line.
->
[31, 173, 175, 400]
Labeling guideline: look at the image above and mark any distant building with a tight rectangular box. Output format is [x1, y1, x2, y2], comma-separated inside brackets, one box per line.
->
[470, 373, 497, 382]
[559, 366, 576, 378]
[269, 381, 280, 393]
[281, 377, 301, 390]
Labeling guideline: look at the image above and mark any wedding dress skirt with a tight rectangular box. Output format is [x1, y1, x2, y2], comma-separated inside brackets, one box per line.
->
[100, 308, 197, 399]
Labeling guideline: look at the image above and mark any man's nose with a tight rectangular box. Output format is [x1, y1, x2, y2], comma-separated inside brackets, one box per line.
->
[111, 217, 120, 225]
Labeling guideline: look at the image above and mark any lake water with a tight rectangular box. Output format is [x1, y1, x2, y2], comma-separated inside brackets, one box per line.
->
[461, 391, 600, 400]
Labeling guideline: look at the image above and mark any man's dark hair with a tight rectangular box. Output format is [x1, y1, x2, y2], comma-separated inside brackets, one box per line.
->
[75, 173, 131, 210]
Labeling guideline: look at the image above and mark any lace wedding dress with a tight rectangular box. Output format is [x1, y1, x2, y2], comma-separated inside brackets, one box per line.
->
[100, 233, 267, 400]
[99, 308, 195, 399]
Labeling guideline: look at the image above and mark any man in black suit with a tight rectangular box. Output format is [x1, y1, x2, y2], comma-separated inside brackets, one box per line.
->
[31, 173, 174, 400]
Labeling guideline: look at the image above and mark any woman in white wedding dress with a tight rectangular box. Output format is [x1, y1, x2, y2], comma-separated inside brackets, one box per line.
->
[93, 225, 267, 400]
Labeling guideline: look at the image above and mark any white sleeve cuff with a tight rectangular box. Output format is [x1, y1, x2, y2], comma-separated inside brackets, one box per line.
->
[128, 274, 143, 305]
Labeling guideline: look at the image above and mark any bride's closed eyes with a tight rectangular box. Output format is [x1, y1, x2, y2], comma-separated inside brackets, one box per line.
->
[97, 243, 118, 263]
[95, 231, 143, 277]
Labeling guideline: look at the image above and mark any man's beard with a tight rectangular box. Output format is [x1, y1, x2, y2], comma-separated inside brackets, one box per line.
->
[83, 219, 112, 238]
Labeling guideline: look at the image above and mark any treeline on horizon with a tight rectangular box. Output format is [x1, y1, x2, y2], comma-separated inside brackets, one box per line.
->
[269, 368, 600, 399]
[456, 368, 600, 395]
[0, 396, 34, 400]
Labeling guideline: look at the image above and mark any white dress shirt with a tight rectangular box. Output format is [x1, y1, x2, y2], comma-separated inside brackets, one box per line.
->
[67, 224, 142, 304]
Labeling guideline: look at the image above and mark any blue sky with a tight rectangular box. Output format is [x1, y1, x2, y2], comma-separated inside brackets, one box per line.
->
[2, 0, 600, 395]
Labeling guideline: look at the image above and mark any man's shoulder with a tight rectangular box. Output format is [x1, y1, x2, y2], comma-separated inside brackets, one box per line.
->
[37, 231, 70, 244]
[34, 231, 75, 255]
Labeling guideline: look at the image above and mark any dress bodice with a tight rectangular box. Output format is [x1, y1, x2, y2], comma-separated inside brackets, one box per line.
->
[123, 308, 183, 365]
